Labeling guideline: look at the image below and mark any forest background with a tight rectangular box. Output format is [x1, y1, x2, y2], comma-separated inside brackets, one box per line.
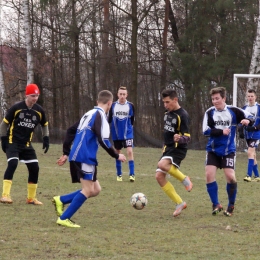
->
[0, 0, 259, 149]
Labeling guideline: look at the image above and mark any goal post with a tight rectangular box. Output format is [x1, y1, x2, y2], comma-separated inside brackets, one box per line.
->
[233, 74, 260, 106]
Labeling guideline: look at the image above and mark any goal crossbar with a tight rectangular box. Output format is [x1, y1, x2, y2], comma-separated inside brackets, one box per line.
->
[233, 74, 260, 106]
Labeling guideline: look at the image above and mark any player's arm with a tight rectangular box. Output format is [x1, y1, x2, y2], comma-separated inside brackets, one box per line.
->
[130, 102, 135, 125]
[202, 109, 223, 137]
[0, 120, 9, 153]
[93, 111, 121, 159]
[176, 113, 190, 144]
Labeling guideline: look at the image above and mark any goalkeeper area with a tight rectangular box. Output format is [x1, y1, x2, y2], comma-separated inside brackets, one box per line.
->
[233, 73, 260, 107]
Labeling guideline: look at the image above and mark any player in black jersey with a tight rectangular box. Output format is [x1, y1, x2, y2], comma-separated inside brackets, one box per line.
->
[0, 84, 49, 205]
[155, 89, 193, 217]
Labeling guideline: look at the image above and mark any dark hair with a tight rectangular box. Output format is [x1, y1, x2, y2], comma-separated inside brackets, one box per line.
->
[161, 89, 178, 99]
[98, 90, 113, 104]
[209, 87, 226, 98]
[248, 89, 256, 94]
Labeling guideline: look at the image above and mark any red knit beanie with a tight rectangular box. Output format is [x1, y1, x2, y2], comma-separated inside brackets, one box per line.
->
[25, 84, 40, 95]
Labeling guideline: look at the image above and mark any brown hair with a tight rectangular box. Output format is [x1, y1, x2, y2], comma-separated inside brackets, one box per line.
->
[98, 90, 113, 104]
[209, 87, 226, 98]
[118, 86, 127, 92]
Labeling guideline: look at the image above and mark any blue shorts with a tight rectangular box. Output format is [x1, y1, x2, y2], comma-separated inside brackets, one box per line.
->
[69, 161, 97, 183]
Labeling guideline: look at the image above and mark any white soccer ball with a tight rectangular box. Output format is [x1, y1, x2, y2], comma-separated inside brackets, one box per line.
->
[130, 192, 148, 210]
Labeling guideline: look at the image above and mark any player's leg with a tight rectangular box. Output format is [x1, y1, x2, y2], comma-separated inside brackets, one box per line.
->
[26, 162, 43, 205]
[1, 143, 20, 204]
[126, 139, 135, 182]
[244, 141, 255, 181]
[223, 154, 237, 217]
[114, 141, 123, 181]
[56, 164, 98, 227]
[0, 158, 19, 203]
[21, 145, 42, 205]
[252, 141, 260, 180]
[205, 152, 223, 215]
[156, 158, 186, 217]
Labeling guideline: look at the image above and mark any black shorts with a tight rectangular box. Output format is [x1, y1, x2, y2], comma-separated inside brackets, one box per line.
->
[160, 145, 187, 168]
[246, 139, 260, 148]
[6, 143, 38, 163]
[113, 139, 133, 150]
[69, 161, 97, 183]
[205, 152, 236, 169]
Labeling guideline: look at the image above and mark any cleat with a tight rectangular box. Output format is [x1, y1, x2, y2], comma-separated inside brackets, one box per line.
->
[224, 205, 234, 217]
[182, 176, 193, 192]
[52, 196, 64, 216]
[117, 175, 122, 182]
[129, 175, 135, 182]
[212, 204, 223, 215]
[244, 176, 252, 182]
[173, 201, 187, 217]
[253, 177, 260, 182]
[56, 217, 80, 228]
[26, 198, 43, 205]
[0, 196, 13, 204]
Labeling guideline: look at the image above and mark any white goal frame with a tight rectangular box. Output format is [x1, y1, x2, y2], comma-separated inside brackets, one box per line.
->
[233, 74, 260, 106]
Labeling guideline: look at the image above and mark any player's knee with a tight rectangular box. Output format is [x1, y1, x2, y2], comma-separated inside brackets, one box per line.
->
[155, 170, 165, 183]
[7, 159, 19, 171]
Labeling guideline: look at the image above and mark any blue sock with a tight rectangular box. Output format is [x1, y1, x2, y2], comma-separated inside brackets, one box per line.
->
[226, 182, 237, 207]
[129, 160, 134, 175]
[247, 159, 254, 177]
[60, 190, 81, 204]
[116, 160, 122, 176]
[60, 192, 87, 220]
[206, 181, 219, 206]
[253, 164, 259, 177]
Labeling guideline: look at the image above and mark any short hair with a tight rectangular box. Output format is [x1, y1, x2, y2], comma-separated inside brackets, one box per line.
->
[210, 87, 226, 98]
[98, 90, 113, 104]
[118, 86, 127, 92]
[247, 89, 256, 94]
[161, 89, 178, 99]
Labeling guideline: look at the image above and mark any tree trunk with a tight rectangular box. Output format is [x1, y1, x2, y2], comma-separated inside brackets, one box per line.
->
[22, 0, 34, 84]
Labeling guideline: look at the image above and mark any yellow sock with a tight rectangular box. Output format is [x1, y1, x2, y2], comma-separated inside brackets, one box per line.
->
[27, 183, 37, 200]
[162, 181, 182, 204]
[2, 180, 12, 197]
[168, 165, 186, 182]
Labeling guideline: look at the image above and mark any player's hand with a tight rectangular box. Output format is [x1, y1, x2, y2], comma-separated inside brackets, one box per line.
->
[173, 134, 180, 142]
[42, 136, 49, 153]
[1, 136, 8, 153]
[57, 155, 68, 166]
[240, 119, 250, 126]
[118, 154, 126, 162]
[223, 128, 231, 135]
[245, 126, 256, 132]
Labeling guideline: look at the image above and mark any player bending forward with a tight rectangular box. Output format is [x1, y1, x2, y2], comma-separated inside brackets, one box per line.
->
[52, 90, 126, 228]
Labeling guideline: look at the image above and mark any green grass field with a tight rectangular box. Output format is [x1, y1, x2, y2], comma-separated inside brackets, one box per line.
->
[0, 144, 259, 260]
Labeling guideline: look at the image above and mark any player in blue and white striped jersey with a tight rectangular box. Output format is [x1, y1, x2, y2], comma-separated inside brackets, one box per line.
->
[52, 90, 126, 228]
[239, 89, 260, 182]
[108, 86, 135, 182]
[203, 87, 254, 217]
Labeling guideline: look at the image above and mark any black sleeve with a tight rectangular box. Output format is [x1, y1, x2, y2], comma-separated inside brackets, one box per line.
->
[210, 129, 223, 137]
[108, 106, 113, 124]
[63, 121, 79, 155]
[131, 103, 135, 125]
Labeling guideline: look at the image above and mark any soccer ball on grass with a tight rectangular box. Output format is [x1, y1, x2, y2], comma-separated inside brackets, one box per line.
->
[130, 192, 148, 210]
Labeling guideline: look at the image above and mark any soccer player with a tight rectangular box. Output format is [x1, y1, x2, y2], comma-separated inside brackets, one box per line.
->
[155, 88, 193, 217]
[0, 84, 49, 205]
[52, 90, 126, 228]
[108, 86, 135, 182]
[238, 89, 260, 182]
[203, 87, 253, 217]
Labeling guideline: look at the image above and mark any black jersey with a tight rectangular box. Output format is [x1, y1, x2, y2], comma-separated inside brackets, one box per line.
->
[3, 101, 48, 145]
[163, 107, 190, 148]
